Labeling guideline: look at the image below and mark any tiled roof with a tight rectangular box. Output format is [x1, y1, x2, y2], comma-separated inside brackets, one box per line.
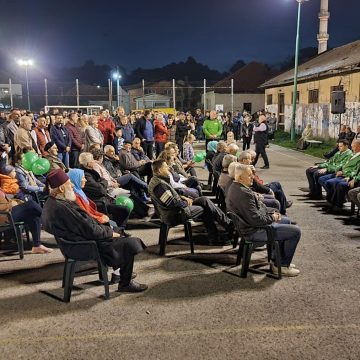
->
[213, 62, 277, 93]
[261, 39, 360, 88]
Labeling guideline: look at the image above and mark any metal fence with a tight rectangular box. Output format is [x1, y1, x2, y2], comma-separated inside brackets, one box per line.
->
[0, 78, 234, 114]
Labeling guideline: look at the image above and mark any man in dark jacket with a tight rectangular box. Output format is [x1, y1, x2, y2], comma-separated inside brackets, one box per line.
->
[65, 112, 84, 168]
[118, 141, 152, 182]
[134, 110, 154, 160]
[175, 112, 191, 152]
[148, 159, 233, 246]
[42, 168, 147, 292]
[226, 164, 301, 277]
[50, 114, 71, 168]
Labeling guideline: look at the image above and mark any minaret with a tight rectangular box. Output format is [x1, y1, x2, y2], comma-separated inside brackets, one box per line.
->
[317, 0, 330, 54]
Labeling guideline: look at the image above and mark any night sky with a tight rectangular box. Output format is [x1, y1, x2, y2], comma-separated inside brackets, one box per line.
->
[1, 0, 359, 74]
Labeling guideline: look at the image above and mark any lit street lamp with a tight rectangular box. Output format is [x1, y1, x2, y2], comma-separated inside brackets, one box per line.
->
[290, 0, 309, 141]
[17, 58, 34, 110]
[112, 71, 122, 108]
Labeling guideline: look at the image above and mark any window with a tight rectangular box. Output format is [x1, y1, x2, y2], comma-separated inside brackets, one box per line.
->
[291, 91, 299, 104]
[144, 89, 156, 95]
[163, 89, 172, 96]
[243, 103, 252, 113]
[266, 94, 273, 105]
[308, 89, 319, 104]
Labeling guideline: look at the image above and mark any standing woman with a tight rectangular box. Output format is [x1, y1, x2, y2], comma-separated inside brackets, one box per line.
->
[242, 114, 253, 150]
[253, 114, 269, 169]
[153, 113, 168, 157]
[84, 115, 104, 151]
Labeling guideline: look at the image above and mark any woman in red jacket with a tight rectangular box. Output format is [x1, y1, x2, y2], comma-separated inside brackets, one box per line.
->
[153, 113, 168, 157]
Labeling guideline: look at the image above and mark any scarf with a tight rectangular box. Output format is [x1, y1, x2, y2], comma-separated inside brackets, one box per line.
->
[68, 168, 89, 204]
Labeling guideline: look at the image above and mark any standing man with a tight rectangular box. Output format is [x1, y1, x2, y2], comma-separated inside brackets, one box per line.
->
[253, 114, 269, 169]
[50, 114, 71, 168]
[194, 108, 204, 141]
[98, 110, 115, 146]
[14, 116, 39, 154]
[135, 110, 154, 160]
[32, 115, 51, 156]
[66, 112, 84, 168]
[203, 110, 223, 149]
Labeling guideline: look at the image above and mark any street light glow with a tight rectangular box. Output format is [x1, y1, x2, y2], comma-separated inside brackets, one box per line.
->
[17, 59, 34, 67]
[112, 72, 121, 80]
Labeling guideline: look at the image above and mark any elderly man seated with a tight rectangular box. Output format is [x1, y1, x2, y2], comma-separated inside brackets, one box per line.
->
[41, 168, 148, 292]
[245, 150, 292, 214]
[148, 159, 233, 246]
[218, 154, 237, 192]
[211, 141, 228, 176]
[118, 141, 153, 182]
[226, 164, 301, 277]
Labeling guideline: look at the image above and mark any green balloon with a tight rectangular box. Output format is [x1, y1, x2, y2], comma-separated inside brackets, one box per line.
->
[115, 195, 134, 212]
[31, 158, 51, 175]
[22, 152, 39, 171]
[193, 152, 205, 163]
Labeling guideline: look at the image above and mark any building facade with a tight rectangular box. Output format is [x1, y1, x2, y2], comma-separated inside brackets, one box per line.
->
[261, 40, 360, 139]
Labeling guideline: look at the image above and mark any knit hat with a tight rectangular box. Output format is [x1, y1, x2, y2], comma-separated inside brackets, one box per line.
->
[44, 141, 55, 152]
[46, 169, 69, 189]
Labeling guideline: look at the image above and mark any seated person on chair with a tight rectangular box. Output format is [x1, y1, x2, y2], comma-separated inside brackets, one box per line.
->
[319, 139, 360, 211]
[118, 141, 153, 182]
[218, 154, 237, 192]
[148, 159, 233, 246]
[41, 169, 148, 293]
[245, 150, 292, 214]
[226, 164, 301, 277]
[305, 139, 351, 200]
[0, 187, 52, 254]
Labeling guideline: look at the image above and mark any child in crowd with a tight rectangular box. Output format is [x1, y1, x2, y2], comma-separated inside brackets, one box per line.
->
[226, 131, 236, 146]
[114, 127, 124, 155]
[182, 133, 196, 162]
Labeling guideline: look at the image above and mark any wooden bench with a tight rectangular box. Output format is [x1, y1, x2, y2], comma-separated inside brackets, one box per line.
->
[305, 140, 323, 147]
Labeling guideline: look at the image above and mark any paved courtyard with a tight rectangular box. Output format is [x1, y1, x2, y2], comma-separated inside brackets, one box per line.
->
[0, 143, 360, 360]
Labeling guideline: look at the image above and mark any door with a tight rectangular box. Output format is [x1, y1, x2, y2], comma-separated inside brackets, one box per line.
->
[278, 93, 285, 129]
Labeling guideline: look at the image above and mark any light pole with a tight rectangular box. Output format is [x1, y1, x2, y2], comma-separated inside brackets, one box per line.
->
[112, 71, 122, 108]
[290, 0, 309, 141]
[17, 59, 34, 110]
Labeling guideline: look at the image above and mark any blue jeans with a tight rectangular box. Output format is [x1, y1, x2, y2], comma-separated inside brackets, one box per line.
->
[58, 152, 69, 168]
[248, 220, 301, 266]
[11, 199, 42, 247]
[318, 173, 336, 189]
[117, 173, 148, 199]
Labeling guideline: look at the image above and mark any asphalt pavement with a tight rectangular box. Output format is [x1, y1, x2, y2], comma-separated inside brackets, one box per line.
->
[0, 142, 359, 360]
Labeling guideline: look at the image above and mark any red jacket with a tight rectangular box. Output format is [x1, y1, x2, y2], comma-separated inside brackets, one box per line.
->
[98, 117, 115, 145]
[74, 194, 106, 224]
[154, 119, 168, 143]
[33, 127, 51, 155]
[65, 122, 83, 150]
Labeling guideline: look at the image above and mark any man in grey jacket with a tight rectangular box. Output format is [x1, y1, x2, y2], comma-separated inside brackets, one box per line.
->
[226, 164, 301, 277]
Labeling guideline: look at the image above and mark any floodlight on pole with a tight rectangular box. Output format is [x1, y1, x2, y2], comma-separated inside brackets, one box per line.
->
[290, 0, 309, 141]
[112, 70, 122, 108]
[17, 58, 34, 110]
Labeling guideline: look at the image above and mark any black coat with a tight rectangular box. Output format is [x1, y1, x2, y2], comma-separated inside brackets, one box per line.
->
[175, 121, 190, 143]
[80, 166, 109, 203]
[42, 196, 145, 268]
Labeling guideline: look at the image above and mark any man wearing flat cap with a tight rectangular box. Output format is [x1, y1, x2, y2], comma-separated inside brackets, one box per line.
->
[42, 168, 148, 293]
[44, 141, 68, 172]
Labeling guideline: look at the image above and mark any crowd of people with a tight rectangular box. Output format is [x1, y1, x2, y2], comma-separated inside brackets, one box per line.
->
[0, 105, 301, 296]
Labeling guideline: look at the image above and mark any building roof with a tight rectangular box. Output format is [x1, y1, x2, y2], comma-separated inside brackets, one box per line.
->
[261, 39, 360, 88]
[213, 62, 277, 94]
